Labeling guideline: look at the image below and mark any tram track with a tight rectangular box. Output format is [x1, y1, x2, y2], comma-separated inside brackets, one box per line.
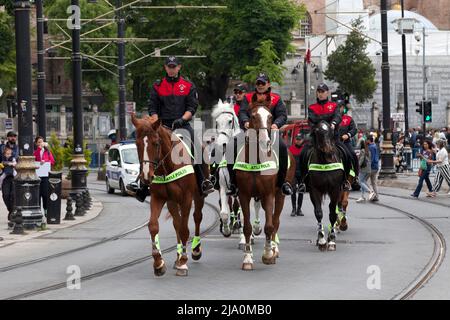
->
[3, 195, 221, 300]
[348, 193, 446, 300]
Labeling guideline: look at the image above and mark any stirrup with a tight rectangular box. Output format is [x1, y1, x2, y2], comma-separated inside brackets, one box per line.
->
[201, 180, 215, 195]
[297, 183, 306, 193]
[226, 184, 238, 196]
[135, 186, 149, 203]
[281, 182, 293, 196]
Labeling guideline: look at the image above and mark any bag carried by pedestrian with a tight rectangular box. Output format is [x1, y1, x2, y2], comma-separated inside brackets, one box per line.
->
[420, 158, 427, 170]
[418, 168, 423, 177]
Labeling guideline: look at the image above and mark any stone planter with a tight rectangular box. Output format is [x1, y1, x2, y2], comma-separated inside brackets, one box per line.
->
[61, 176, 72, 199]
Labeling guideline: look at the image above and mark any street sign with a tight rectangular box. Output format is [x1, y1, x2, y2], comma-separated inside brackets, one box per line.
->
[4, 118, 13, 131]
[390, 113, 405, 122]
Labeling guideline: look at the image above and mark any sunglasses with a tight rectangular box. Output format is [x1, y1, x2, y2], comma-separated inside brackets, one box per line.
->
[317, 89, 326, 93]
[256, 81, 266, 86]
[166, 64, 178, 69]
[234, 90, 244, 95]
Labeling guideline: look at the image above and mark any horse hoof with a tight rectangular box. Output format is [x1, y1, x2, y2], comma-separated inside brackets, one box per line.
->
[176, 268, 188, 277]
[154, 263, 167, 277]
[262, 255, 276, 265]
[318, 244, 327, 252]
[253, 227, 262, 236]
[191, 249, 202, 261]
[242, 263, 253, 271]
[238, 243, 245, 251]
[327, 242, 336, 251]
[339, 218, 348, 231]
[222, 228, 232, 237]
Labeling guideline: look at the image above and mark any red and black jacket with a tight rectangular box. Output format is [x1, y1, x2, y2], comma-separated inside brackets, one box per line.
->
[338, 114, 357, 143]
[148, 75, 198, 121]
[238, 91, 287, 129]
[307, 99, 341, 128]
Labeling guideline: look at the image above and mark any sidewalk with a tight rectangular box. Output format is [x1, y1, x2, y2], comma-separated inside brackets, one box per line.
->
[0, 191, 103, 247]
[377, 170, 450, 193]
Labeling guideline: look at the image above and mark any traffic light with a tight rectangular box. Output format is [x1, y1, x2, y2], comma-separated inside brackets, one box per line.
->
[423, 100, 432, 122]
[415, 101, 423, 115]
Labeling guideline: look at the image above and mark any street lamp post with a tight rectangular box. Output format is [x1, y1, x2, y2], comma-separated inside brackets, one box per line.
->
[379, 0, 396, 179]
[13, 0, 42, 229]
[117, 0, 127, 141]
[70, 0, 88, 194]
[36, 0, 46, 140]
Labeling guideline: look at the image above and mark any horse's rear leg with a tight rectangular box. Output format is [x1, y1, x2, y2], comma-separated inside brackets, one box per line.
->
[191, 194, 204, 261]
[310, 190, 326, 251]
[251, 198, 262, 236]
[338, 191, 349, 231]
[176, 196, 193, 276]
[327, 190, 341, 251]
[149, 197, 167, 276]
[239, 195, 253, 270]
[261, 195, 276, 265]
[272, 193, 285, 258]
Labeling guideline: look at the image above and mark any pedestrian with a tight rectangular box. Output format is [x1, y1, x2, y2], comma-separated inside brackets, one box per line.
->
[429, 139, 450, 196]
[289, 133, 308, 216]
[34, 136, 55, 216]
[0, 131, 19, 159]
[368, 135, 379, 201]
[411, 140, 435, 198]
[129, 56, 214, 202]
[1, 146, 17, 225]
[356, 139, 374, 203]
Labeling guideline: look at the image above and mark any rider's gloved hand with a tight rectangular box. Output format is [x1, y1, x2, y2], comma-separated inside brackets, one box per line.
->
[172, 118, 187, 130]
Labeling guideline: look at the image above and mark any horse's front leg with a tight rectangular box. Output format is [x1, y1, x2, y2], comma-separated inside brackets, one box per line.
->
[261, 194, 276, 265]
[239, 194, 253, 271]
[327, 188, 341, 251]
[310, 188, 327, 251]
[191, 192, 205, 261]
[272, 192, 285, 259]
[219, 168, 232, 237]
[167, 201, 182, 269]
[176, 194, 193, 276]
[149, 196, 167, 276]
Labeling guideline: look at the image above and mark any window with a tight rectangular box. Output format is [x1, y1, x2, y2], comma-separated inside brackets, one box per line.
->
[122, 148, 139, 164]
[427, 84, 439, 104]
[294, 12, 312, 38]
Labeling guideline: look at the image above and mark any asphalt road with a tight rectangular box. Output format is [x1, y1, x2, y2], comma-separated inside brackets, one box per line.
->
[1, 175, 449, 300]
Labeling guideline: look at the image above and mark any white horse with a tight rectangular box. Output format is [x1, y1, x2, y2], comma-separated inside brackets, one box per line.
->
[211, 100, 262, 249]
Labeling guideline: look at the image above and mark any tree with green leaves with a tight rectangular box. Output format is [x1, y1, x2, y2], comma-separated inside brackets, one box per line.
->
[0, 10, 16, 101]
[242, 40, 286, 85]
[323, 18, 377, 104]
[129, 0, 304, 111]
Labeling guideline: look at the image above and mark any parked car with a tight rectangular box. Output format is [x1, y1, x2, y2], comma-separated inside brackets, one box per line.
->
[105, 140, 139, 196]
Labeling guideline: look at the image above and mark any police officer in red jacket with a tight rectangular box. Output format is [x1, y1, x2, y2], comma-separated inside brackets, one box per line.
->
[338, 103, 359, 179]
[298, 83, 352, 192]
[129, 56, 214, 201]
[238, 73, 293, 196]
[233, 83, 246, 129]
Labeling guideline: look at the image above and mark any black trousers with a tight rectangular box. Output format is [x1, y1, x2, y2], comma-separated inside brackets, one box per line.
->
[2, 175, 15, 213]
[291, 176, 304, 210]
[39, 177, 49, 211]
[342, 141, 359, 178]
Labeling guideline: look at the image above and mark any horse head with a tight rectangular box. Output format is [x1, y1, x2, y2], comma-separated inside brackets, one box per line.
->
[212, 99, 240, 152]
[312, 121, 335, 157]
[249, 93, 273, 155]
[131, 113, 162, 185]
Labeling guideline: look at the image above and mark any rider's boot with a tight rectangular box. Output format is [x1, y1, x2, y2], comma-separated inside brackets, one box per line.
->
[290, 193, 297, 217]
[343, 179, 351, 191]
[194, 164, 214, 196]
[128, 179, 149, 202]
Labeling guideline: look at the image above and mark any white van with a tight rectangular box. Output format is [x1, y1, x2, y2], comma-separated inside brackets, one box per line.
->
[105, 141, 139, 196]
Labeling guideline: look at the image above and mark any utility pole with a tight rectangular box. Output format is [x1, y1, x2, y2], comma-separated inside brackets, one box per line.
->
[117, 0, 127, 141]
[13, 0, 42, 229]
[379, 0, 396, 178]
[421, 26, 426, 135]
[70, 0, 88, 195]
[36, 0, 46, 140]
[400, 0, 409, 133]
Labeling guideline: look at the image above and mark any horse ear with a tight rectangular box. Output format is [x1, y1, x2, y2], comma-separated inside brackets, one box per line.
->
[131, 113, 141, 127]
[152, 118, 161, 130]
[218, 99, 223, 106]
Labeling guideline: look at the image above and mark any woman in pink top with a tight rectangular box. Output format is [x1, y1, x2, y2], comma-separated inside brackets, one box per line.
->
[34, 136, 55, 215]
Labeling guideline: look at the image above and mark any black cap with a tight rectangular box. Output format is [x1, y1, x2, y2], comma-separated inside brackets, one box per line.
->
[256, 72, 270, 83]
[234, 83, 247, 92]
[7, 131, 17, 137]
[317, 83, 329, 91]
[165, 56, 180, 66]
[295, 133, 303, 140]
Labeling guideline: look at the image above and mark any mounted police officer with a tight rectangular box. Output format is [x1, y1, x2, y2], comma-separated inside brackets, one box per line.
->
[129, 56, 214, 201]
[298, 83, 353, 192]
[337, 102, 359, 182]
[237, 72, 293, 196]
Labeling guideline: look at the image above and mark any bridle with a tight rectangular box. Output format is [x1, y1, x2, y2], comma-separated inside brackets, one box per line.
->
[216, 111, 237, 137]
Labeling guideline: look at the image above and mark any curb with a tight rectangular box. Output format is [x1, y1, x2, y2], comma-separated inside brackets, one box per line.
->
[0, 198, 103, 248]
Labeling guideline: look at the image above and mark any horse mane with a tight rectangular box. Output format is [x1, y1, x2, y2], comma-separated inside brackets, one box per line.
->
[250, 93, 271, 110]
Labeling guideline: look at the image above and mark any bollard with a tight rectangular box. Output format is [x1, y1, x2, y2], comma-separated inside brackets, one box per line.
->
[74, 193, 85, 216]
[86, 189, 92, 209]
[81, 190, 90, 212]
[64, 196, 75, 221]
[10, 209, 26, 235]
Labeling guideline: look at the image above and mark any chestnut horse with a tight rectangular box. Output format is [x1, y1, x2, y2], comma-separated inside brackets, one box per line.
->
[131, 114, 206, 277]
[235, 94, 295, 270]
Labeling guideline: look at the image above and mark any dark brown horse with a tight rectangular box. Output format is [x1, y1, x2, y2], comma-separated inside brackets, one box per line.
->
[336, 174, 353, 231]
[304, 121, 345, 251]
[131, 114, 206, 277]
[235, 94, 295, 270]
